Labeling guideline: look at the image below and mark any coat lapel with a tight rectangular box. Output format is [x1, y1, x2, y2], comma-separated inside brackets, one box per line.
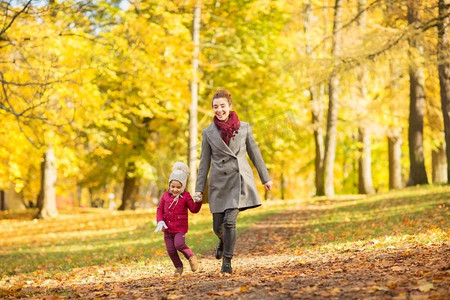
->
[205, 124, 237, 157]
[228, 127, 242, 155]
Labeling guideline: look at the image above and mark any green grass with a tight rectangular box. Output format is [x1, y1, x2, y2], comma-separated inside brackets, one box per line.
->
[287, 185, 450, 252]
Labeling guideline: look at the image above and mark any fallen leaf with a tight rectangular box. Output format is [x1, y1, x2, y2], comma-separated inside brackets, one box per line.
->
[386, 281, 398, 289]
[417, 282, 434, 292]
[112, 285, 127, 295]
[330, 287, 340, 294]
[240, 286, 249, 292]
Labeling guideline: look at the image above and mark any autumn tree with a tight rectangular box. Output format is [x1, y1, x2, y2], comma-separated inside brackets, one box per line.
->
[1, 0, 125, 215]
[1, 1, 73, 218]
[77, 0, 193, 210]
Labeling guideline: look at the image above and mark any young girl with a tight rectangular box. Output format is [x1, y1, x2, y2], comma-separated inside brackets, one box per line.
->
[155, 162, 202, 277]
[195, 89, 273, 274]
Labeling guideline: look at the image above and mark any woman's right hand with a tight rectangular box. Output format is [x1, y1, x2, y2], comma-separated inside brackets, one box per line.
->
[264, 181, 273, 192]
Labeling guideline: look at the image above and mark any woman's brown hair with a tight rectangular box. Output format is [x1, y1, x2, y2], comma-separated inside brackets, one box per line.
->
[212, 89, 232, 106]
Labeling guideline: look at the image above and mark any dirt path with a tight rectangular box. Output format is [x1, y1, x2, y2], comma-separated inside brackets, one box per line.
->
[16, 208, 450, 299]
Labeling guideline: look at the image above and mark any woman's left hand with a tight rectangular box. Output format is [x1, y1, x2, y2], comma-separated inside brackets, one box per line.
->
[264, 181, 273, 192]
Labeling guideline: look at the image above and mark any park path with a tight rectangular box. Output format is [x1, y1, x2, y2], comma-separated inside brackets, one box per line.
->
[19, 205, 450, 299]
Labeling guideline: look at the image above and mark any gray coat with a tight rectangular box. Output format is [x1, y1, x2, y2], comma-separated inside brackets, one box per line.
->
[195, 121, 271, 213]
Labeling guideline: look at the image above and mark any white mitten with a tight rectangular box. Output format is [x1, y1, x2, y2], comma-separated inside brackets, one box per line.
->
[193, 194, 202, 203]
[154, 221, 168, 233]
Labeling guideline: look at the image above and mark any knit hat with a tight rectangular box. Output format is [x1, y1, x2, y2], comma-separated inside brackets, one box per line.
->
[168, 162, 190, 192]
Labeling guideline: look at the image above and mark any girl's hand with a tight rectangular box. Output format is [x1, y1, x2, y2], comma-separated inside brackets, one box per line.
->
[155, 221, 168, 233]
[193, 194, 202, 202]
[193, 192, 203, 202]
[264, 181, 273, 192]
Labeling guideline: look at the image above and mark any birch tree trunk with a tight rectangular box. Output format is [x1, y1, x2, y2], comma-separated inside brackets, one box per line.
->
[407, 0, 428, 186]
[432, 142, 448, 183]
[189, 0, 201, 193]
[356, 0, 374, 195]
[358, 128, 375, 194]
[36, 146, 58, 219]
[438, 0, 450, 183]
[323, 0, 342, 196]
[388, 128, 403, 189]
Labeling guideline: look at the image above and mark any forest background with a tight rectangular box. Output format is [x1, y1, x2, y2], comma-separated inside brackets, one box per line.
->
[1, 0, 450, 218]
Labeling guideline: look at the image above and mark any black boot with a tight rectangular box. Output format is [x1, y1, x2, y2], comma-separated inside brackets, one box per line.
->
[215, 240, 224, 260]
[221, 257, 232, 274]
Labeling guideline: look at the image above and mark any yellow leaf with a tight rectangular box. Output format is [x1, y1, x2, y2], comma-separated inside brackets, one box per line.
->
[386, 280, 398, 289]
[417, 282, 434, 292]
[331, 287, 341, 294]
[240, 285, 249, 292]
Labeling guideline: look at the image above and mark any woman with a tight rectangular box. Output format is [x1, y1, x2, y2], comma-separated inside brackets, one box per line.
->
[195, 89, 273, 274]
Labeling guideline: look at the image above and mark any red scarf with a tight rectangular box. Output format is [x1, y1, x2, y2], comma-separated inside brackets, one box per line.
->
[214, 111, 240, 146]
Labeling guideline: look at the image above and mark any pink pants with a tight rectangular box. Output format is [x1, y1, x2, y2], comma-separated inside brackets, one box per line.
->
[164, 232, 194, 268]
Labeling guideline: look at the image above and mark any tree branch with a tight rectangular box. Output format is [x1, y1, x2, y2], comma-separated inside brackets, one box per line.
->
[0, 0, 32, 37]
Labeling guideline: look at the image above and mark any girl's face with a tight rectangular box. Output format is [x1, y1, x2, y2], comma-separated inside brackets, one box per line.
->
[169, 180, 183, 196]
[212, 97, 232, 122]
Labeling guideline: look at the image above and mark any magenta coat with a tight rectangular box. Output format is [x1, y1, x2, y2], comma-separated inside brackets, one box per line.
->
[156, 191, 202, 233]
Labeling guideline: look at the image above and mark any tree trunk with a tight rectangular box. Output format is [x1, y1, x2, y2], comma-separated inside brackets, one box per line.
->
[407, 0, 428, 186]
[0, 190, 5, 210]
[36, 146, 58, 219]
[356, 0, 374, 195]
[188, 0, 201, 193]
[119, 161, 137, 210]
[36, 159, 45, 209]
[304, 1, 325, 196]
[358, 128, 375, 194]
[432, 142, 448, 183]
[438, 0, 450, 183]
[312, 89, 325, 195]
[388, 128, 403, 189]
[323, 0, 342, 197]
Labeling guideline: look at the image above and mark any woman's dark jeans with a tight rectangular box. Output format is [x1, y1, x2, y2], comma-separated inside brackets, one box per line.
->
[213, 208, 239, 259]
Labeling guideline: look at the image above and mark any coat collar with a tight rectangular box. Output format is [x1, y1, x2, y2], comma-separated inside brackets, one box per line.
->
[205, 123, 238, 157]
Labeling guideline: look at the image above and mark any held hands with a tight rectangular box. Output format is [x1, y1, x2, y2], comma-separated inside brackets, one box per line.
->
[264, 181, 273, 192]
[193, 192, 203, 203]
[154, 221, 168, 233]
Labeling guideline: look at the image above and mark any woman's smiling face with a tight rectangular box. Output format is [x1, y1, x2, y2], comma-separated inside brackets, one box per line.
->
[212, 97, 232, 122]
